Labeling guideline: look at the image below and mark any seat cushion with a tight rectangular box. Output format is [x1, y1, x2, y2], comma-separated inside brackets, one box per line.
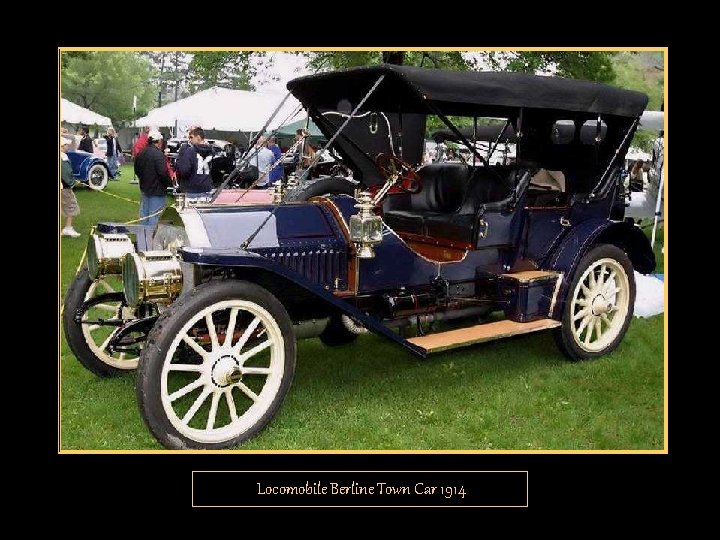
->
[383, 210, 425, 235]
[425, 213, 477, 244]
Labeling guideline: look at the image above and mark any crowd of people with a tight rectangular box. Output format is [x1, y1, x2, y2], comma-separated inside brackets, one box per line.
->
[60, 123, 320, 236]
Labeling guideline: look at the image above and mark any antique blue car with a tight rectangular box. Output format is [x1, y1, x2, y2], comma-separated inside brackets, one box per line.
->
[65, 149, 113, 190]
[63, 65, 655, 449]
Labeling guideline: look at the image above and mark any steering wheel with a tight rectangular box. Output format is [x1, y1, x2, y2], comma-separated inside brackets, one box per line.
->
[375, 153, 422, 194]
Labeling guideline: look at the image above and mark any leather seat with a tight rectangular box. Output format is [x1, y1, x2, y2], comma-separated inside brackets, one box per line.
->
[424, 168, 515, 243]
[383, 163, 470, 234]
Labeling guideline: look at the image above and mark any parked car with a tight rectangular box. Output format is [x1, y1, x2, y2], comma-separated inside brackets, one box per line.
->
[165, 137, 237, 187]
[65, 148, 112, 190]
[63, 64, 655, 449]
[93, 138, 107, 159]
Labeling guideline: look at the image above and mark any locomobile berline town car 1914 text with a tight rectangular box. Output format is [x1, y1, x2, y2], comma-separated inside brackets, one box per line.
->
[63, 65, 655, 449]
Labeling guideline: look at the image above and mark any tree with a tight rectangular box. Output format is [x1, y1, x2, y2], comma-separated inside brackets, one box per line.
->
[141, 52, 192, 107]
[61, 52, 157, 127]
[489, 52, 616, 83]
[188, 52, 269, 91]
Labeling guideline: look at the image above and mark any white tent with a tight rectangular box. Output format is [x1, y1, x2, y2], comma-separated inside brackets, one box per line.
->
[134, 87, 303, 133]
[639, 110, 663, 131]
[61, 98, 112, 127]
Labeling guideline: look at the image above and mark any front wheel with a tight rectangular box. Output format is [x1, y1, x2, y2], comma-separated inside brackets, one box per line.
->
[63, 269, 141, 377]
[87, 164, 109, 191]
[136, 280, 296, 449]
[554, 244, 636, 361]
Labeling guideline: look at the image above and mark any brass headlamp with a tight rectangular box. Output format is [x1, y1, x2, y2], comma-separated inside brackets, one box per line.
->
[122, 250, 183, 307]
[87, 233, 135, 279]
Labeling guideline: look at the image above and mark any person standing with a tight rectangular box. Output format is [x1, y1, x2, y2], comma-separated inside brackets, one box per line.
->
[77, 126, 93, 153]
[266, 135, 283, 185]
[176, 126, 214, 200]
[60, 137, 81, 237]
[134, 130, 172, 226]
[630, 159, 645, 192]
[104, 127, 123, 179]
[131, 126, 151, 184]
[249, 136, 276, 188]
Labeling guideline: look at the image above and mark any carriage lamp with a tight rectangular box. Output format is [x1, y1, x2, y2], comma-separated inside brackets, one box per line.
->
[87, 233, 135, 279]
[349, 191, 383, 259]
[122, 250, 183, 308]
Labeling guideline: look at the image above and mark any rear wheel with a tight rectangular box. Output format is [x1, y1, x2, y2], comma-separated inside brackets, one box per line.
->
[319, 314, 367, 346]
[136, 280, 296, 449]
[554, 244, 636, 361]
[87, 164, 108, 191]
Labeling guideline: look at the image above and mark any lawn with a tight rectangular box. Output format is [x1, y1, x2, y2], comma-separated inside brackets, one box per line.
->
[59, 164, 665, 450]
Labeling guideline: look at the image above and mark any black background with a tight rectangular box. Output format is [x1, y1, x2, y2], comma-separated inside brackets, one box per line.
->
[47, 23, 687, 523]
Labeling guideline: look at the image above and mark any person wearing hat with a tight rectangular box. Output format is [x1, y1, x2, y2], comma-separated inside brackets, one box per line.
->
[60, 136, 81, 237]
[134, 129, 172, 226]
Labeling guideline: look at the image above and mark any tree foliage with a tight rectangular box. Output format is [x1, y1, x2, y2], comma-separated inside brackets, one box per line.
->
[61, 52, 157, 127]
[188, 52, 267, 91]
[140, 52, 192, 107]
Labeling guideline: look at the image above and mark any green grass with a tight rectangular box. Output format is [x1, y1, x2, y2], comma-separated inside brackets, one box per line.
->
[60, 165, 665, 450]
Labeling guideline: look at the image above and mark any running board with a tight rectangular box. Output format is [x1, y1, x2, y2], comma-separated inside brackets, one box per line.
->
[407, 318, 561, 354]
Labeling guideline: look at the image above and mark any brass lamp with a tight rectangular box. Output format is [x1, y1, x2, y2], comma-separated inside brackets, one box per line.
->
[349, 191, 383, 259]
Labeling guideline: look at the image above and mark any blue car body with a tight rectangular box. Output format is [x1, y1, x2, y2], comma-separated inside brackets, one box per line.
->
[66, 149, 113, 190]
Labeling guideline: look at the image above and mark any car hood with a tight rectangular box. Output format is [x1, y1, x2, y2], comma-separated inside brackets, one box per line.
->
[164, 202, 349, 252]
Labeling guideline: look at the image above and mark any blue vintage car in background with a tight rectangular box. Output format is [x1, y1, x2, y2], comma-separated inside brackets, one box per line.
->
[63, 65, 656, 450]
[65, 149, 113, 190]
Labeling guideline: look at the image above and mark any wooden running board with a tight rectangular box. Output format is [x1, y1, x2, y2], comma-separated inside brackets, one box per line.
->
[407, 318, 561, 354]
[500, 270, 559, 282]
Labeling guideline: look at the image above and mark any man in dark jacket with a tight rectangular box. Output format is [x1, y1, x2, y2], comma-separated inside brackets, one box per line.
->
[176, 126, 214, 200]
[134, 130, 172, 226]
[104, 127, 123, 178]
[77, 126, 94, 153]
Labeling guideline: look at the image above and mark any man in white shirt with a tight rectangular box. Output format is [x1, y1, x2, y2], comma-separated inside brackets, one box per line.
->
[250, 136, 276, 188]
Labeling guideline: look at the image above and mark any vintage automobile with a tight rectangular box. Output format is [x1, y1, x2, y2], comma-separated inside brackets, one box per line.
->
[63, 65, 655, 449]
[165, 137, 238, 187]
[65, 148, 113, 190]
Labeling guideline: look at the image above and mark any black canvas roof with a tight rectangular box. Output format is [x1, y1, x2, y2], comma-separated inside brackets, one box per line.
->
[288, 64, 648, 118]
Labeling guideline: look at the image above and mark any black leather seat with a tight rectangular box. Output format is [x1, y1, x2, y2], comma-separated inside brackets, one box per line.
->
[424, 168, 516, 243]
[383, 163, 471, 235]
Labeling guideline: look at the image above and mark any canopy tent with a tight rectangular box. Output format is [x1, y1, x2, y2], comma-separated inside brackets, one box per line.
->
[60, 98, 112, 127]
[639, 110, 664, 131]
[134, 86, 303, 133]
[275, 117, 324, 139]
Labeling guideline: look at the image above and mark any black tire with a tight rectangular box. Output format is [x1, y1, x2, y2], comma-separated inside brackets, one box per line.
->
[286, 176, 357, 202]
[136, 280, 296, 450]
[63, 269, 138, 377]
[87, 164, 108, 191]
[553, 244, 636, 361]
[319, 314, 364, 346]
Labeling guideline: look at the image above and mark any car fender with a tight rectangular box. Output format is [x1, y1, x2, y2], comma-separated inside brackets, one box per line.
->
[544, 219, 656, 318]
[180, 247, 426, 357]
[73, 154, 109, 182]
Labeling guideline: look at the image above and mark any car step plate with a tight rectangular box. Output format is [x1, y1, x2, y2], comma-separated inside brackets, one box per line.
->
[408, 318, 561, 354]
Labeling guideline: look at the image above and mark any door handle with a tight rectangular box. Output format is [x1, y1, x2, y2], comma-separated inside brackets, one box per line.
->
[478, 219, 489, 239]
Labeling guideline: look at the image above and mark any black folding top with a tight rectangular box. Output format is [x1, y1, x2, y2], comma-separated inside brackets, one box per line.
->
[288, 64, 648, 118]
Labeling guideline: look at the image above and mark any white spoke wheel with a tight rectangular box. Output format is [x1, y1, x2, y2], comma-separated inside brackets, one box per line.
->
[554, 244, 636, 361]
[87, 164, 108, 191]
[136, 280, 296, 450]
[63, 269, 140, 377]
